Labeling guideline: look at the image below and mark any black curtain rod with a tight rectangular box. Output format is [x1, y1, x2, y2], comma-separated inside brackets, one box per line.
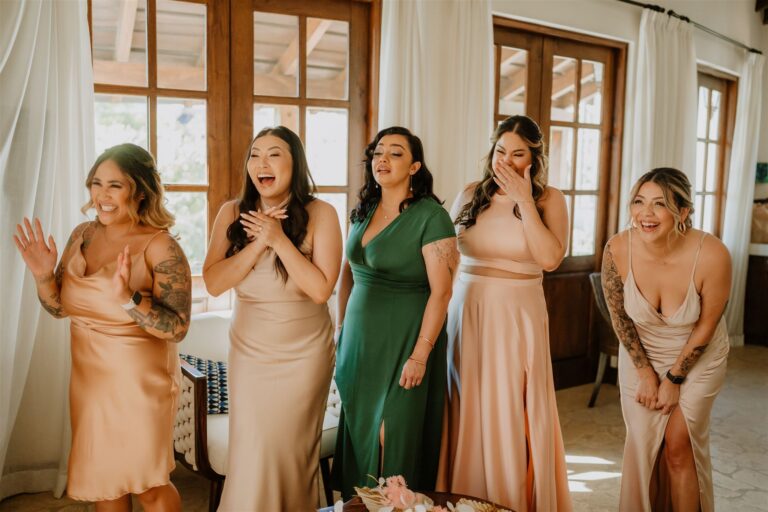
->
[616, 0, 763, 55]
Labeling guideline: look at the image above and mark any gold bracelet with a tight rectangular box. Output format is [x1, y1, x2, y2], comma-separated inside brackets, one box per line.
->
[418, 335, 435, 348]
[408, 357, 426, 366]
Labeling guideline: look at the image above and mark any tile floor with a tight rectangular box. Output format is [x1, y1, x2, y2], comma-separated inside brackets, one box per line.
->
[1, 345, 766, 511]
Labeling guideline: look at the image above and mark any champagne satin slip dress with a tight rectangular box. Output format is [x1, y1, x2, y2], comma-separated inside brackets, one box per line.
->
[619, 230, 729, 511]
[60, 227, 180, 501]
[438, 192, 572, 512]
[217, 242, 335, 511]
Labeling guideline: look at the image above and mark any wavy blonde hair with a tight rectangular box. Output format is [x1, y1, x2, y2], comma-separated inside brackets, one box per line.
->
[629, 167, 693, 240]
[455, 115, 548, 227]
[82, 143, 175, 229]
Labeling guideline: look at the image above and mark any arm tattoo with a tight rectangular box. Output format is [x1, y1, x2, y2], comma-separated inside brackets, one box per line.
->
[36, 223, 92, 319]
[678, 344, 708, 376]
[430, 237, 460, 278]
[127, 239, 191, 342]
[602, 243, 651, 370]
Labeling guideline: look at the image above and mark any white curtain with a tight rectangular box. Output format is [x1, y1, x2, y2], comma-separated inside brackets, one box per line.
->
[378, 0, 493, 204]
[621, 9, 698, 226]
[722, 52, 765, 347]
[0, 0, 94, 500]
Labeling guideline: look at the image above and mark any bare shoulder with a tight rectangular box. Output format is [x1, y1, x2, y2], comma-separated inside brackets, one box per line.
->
[216, 199, 240, 224]
[145, 231, 188, 268]
[539, 185, 565, 206]
[307, 197, 337, 219]
[697, 231, 731, 271]
[604, 230, 630, 268]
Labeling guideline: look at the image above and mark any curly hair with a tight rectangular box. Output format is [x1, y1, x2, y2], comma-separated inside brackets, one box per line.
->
[455, 115, 548, 228]
[225, 126, 316, 282]
[350, 126, 442, 223]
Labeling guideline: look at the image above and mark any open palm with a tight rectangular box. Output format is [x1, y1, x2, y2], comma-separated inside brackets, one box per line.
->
[13, 217, 58, 278]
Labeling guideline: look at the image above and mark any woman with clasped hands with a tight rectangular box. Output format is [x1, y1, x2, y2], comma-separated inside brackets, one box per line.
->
[601, 167, 730, 512]
[14, 143, 191, 511]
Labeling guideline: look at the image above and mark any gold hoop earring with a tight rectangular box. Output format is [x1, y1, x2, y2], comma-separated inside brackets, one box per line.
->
[678, 220, 687, 234]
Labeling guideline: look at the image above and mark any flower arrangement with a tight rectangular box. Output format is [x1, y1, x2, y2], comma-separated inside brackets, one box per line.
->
[333, 475, 512, 512]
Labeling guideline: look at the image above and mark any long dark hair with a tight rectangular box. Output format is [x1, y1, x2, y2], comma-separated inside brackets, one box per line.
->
[225, 126, 316, 282]
[350, 126, 442, 223]
[455, 115, 548, 228]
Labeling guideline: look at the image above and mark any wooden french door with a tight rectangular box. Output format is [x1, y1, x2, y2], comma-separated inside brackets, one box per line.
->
[230, 0, 375, 240]
[494, 18, 627, 388]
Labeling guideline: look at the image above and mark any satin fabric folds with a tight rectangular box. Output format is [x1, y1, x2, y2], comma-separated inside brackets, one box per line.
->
[60, 228, 179, 501]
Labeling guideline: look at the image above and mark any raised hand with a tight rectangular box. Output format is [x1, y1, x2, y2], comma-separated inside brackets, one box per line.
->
[239, 206, 288, 247]
[14, 217, 58, 279]
[493, 162, 535, 204]
[112, 245, 133, 303]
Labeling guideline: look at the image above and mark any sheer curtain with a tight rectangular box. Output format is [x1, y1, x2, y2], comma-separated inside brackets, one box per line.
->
[377, 0, 493, 204]
[721, 52, 765, 347]
[0, 0, 93, 499]
[621, 9, 698, 225]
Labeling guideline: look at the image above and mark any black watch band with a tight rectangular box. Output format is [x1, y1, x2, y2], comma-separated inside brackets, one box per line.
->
[665, 370, 685, 384]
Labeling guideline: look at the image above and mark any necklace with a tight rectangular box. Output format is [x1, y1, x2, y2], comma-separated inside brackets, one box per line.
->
[380, 205, 399, 221]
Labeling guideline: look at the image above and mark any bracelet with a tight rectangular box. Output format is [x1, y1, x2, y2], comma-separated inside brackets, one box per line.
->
[665, 370, 685, 385]
[408, 357, 426, 366]
[417, 335, 435, 348]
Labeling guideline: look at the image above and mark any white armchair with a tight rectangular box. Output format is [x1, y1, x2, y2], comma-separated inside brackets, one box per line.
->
[173, 310, 340, 511]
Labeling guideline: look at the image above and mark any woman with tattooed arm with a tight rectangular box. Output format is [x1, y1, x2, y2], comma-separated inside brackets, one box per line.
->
[13, 143, 191, 512]
[601, 167, 730, 512]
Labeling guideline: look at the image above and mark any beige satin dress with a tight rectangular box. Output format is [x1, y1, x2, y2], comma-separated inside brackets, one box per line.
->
[217, 245, 334, 511]
[438, 192, 572, 512]
[59, 227, 180, 501]
[619, 230, 728, 512]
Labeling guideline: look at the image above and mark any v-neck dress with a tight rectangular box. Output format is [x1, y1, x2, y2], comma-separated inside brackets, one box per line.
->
[618, 229, 729, 512]
[332, 197, 456, 498]
[58, 224, 180, 501]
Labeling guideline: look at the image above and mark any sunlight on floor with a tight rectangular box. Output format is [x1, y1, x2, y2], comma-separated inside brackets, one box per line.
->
[566, 453, 622, 493]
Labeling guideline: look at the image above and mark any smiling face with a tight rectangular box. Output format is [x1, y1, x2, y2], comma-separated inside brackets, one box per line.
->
[89, 159, 136, 226]
[246, 134, 294, 205]
[630, 181, 688, 240]
[371, 134, 421, 189]
[492, 130, 533, 181]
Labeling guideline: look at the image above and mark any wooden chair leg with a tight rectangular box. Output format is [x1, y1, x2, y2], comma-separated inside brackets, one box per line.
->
[209, 478, 224, 512]
[588, 352, 609, 408]
[320, 457, 334, 506]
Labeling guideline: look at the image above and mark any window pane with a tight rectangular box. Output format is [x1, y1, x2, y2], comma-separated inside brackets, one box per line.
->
[316, 193, 348, 241]
[157, 98, 207, 184]
[575, 128, 600, 190]
[306, 18, 348, 100]
[254, 12, 298, 97]
[253, 104, 299, 136]
[548, 127, 574, 190]
[156, 0, 206, 91]
[551, 56, 577, 122]
[572, 195, 597, 256]
[563, 194, 572, 257]
[705, 144, 718, 192]
[91, 0, 148, 86]
[306, 108, 348, 186]
[696, 141, 706, 193]
[693, 194, 704, 229]
[165, 191, 206, 274]
[697, 87, 708, 139]
[498, 46, 527, 116]
[579, 60, 603, 124]
[709, 90, 721, 140]
[94, 94, 148, 156]
[702, 195, 715, 233]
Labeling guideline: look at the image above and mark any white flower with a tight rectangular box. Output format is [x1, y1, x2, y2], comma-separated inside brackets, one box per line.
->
[333, 500, 344, 512]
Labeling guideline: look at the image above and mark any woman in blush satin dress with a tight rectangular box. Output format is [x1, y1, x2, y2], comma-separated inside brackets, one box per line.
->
[13, 143, 192, 512]
[438, 116, 572, 512]
[203, 126, 341, 511]
[602, 168, 730, 512]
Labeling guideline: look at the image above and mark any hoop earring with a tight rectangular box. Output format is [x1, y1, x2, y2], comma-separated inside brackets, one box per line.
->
[678, 220, 687, 234]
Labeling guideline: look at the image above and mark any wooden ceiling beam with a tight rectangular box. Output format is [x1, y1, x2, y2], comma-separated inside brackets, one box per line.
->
[114, 0, 139, 62]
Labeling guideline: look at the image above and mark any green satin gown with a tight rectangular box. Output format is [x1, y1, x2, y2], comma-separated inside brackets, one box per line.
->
[332, 197, 456, 498]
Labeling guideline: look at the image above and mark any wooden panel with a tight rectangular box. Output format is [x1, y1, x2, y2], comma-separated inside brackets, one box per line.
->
[745, 255, 768, 346]
[544, 272, 593, 359]
[230, 0, 255, 197]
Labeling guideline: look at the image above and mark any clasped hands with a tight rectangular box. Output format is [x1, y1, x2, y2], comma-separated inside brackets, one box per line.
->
[635, 367, 680, 415]
[239, 206, 289, 248]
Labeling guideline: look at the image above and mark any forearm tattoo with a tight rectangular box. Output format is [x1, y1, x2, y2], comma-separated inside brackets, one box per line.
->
[430, 237, 460, 279]
[602, 244, 651, 370]
[677, 344, 709, 376]
[37, 273, 66, 318]
[127, 240, 191, 342]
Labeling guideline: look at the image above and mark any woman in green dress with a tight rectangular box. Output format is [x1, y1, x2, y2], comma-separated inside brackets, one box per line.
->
[332, 127, 458, 498]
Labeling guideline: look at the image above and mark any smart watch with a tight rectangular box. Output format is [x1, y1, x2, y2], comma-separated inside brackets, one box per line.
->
[665, 370, 685, 385]
[121, 290, 143, 310]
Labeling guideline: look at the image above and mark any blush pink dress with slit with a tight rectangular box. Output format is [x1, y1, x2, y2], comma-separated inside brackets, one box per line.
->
[619, 229, 728, 512]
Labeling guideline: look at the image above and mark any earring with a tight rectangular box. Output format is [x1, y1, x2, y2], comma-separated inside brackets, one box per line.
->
[409, 174, 413, 192]
[678, 220, 687, 234]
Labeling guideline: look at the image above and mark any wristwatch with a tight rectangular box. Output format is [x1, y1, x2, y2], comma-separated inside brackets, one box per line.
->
[665, 370, 685, 385]
[121, 290, 143, 310]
